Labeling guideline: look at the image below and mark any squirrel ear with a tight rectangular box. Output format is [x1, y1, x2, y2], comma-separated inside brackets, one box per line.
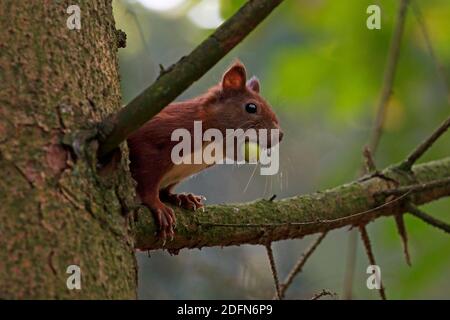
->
[221, 61, 246, 91]
[246, 76, 260, 93]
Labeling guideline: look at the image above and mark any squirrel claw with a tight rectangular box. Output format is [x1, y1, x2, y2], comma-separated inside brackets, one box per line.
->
[162, 192, 205, 212]
[148, 201, 176, 242]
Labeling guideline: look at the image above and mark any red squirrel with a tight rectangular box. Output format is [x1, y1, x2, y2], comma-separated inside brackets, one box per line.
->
[127, 61, 283, 239]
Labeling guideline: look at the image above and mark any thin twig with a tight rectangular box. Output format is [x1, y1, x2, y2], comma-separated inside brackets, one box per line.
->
[311, 289, 337, 300]
[125, 6, 153, 63]
[359, 226, 386, 300]
[277, 232, 328, 299]
[412, 1, 450, 103]
[406, 203, 450, 234]
[98, 0, 284, 157]
[399, 116, 450, 170]
[378, 177, 450, 196]
[265, 243, 281, 300]
[369, 0, 410, 153]
[342, 230, 358, 300]
[382, 2, 450, 271]
[394, 213, 411, 266]
[363, 146, 377, 173]
[348, 0, 410, 299]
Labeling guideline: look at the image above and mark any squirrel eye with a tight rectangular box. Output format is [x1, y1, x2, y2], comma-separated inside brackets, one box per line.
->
[245, 103, 257, 114]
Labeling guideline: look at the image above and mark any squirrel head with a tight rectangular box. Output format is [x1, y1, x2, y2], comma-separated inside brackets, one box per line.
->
[205, 60, 283, 146]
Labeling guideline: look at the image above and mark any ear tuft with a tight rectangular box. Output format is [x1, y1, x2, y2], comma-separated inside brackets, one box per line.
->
[221, 61, 247, 91]
[246, 76, 260, 93]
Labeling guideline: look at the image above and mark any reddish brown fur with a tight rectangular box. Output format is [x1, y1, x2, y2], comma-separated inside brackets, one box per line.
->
[127, 61, 282, 239]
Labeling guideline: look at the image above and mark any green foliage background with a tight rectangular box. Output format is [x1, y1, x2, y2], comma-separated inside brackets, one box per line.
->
[114, 0, 450, 299]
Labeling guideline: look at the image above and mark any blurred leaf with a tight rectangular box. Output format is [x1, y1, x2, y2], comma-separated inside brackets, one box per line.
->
[220, 0, 246, 19]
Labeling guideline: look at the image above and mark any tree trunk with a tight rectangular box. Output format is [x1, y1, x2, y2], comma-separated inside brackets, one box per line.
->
[0, 0, 137, 298]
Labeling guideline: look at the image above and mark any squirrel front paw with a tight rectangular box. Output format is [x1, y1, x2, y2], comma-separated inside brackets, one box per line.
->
[161, 192, 205, 211]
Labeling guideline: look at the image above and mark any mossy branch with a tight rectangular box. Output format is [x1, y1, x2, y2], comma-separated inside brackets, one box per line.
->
[97, 0, 284, 157]
[133, 157, 450, 251]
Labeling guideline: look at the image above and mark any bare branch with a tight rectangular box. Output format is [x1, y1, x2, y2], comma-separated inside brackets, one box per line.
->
[412, 1, 450, 103]
[277, 232, 328, 299]
[399, 116, 450, 170]
[349, 0, 410, 299]
[406, 203, 450, 234]
[362, 146, 377, 173]
[369, 0, 410, 154]
[394, 213, 411, 266]
[379, 176, 450, 196]
[342, 230, 358, 300]
[359, 226, 386, 300]
[97, 0, 284, 157]
[265, 243, 281, 300]
[310, 289, 337, 300]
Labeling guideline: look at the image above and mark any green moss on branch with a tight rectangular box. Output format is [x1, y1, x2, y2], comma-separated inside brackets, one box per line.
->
[133, 157, 450, 251]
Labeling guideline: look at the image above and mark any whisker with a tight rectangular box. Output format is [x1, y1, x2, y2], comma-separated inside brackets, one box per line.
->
[287, 156, 294, 172]
[270, 175, 273, 196]
[280, 171, 283, 193]
[243, 163, 259, 193]
[263, 175, 269, 198]
[286, 168, 289, 190]
[285, 156, 294, 191]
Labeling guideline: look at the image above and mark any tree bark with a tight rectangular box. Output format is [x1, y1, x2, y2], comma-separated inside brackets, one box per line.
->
[0, 1, 137, 298]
